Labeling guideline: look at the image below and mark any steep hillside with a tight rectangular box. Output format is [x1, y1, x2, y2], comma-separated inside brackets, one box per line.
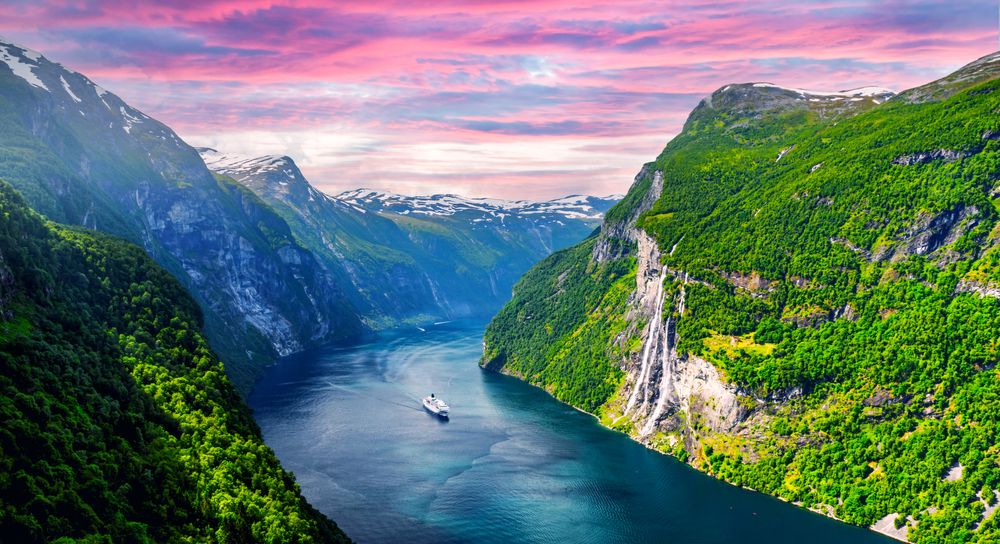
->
[0, 181, 348, 542]
[0, 39, 361, 392]
[483, 52, 1000, 542]
[200, 148, 618, 326]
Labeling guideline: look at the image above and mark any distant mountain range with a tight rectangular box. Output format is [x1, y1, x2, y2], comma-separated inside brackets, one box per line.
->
[0, 36, 619, 391]
[199, 147, 619, 329]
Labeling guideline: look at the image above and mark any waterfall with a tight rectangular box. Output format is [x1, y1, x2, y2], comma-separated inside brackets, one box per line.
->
[640, 275, 686, 436]
[677, 273, 687, 315]
[624, 271, 666, 415]
[669, 235, 684, 257]
[640, 316, 675, 436]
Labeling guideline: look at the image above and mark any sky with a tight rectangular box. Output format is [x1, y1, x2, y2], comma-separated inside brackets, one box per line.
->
[0, 1, 997, 200]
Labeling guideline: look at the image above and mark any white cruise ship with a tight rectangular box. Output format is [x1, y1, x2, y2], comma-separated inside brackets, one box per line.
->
[422, 393, 449, 418]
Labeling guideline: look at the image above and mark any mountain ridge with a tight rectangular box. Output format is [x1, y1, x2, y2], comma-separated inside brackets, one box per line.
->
[483, 50, 1000, 543]
[0, 36, 363, 392]
[197, 146, 620, 328]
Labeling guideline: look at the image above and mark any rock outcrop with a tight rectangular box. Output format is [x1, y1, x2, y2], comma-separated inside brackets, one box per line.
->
[592, 164, 748, 456]
[592, 165, 662, 262]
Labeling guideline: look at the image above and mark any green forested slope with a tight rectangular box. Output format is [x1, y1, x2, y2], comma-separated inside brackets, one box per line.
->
[484, 53, 1000, 541]
[0, 39, 363, 395]
[481, 238, 635, 411]
[0, 182, 348, 542]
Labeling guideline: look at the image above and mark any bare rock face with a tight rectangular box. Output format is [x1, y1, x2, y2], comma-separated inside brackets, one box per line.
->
[632, 230, 664, 315]
[891, 205, 979, 261]
[592, 165, 662, 263]
[956, 279, 1000, 299]
[891, 149, 971, 166]
[602, 190, 748, 454]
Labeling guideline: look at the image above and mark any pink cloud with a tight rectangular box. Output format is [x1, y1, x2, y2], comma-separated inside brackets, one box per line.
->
[0, 0, 995, 199]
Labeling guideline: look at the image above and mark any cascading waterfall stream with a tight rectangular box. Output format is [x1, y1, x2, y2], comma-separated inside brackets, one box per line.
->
[640, 275, 687, 436]
[640, 316, 675, 436]
[624, 271, 666, 415]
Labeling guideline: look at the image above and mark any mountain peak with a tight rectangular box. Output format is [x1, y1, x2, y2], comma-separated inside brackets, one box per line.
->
[198, 148, 329, 207]
[0, 40, 50, 91]
[335, 187, 619, 222]
[0, 37, 178, 146]
[683, 79, 895, 134]
[703, 81, 894, 116]
[199, 147, 295, 176]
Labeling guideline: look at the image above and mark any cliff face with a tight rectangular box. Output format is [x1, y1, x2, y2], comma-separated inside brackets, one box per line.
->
[199, 148, 619, 328]
[0, 39, 362, 392]
[483, 52, 1000, 542]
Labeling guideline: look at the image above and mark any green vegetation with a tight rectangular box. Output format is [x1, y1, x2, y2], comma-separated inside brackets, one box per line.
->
[483, 58, 1000, 542]
[0, 59, 364, 397]
[216, 155, 610, 332]
[0, 182, 348, 542]
[483, 238, 635, 412]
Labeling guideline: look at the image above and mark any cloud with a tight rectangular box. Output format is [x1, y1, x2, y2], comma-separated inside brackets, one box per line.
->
[0, 0, 995, 199]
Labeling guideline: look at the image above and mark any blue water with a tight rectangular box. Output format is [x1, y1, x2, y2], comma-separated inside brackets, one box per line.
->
[249, 321, 892, 544]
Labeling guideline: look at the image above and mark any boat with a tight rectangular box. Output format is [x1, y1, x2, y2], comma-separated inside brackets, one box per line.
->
[422, 393, 449, 418]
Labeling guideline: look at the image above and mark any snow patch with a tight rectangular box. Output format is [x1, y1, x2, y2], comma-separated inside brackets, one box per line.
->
[752, 82, 894, 100]
[0, 43, 49, 91]
[60, 75, 81, 102]
[120, 106, 143, 134]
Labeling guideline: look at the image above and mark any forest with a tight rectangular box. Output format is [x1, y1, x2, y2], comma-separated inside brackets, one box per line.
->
[0, 181, 349, 542]
[483, 64, 1000, 542]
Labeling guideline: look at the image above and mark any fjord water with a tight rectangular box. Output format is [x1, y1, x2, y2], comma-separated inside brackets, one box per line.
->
[249, 321, 891, 544]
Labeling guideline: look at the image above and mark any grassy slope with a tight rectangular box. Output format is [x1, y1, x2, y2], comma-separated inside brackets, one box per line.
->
[483, 66, 1000, 542]
[0, 181, 349, 543]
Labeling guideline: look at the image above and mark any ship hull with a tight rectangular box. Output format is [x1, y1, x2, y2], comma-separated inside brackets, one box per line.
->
[422, 398, 449, 418]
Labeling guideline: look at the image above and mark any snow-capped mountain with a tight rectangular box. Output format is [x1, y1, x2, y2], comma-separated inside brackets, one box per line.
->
[747, 83, 895, 103]
[0, 38, 189, 159]
[336, 189, 621, 224]
[198, 148, 621, 326]
[199, 147, 620, 225]
[0, 38, 363, 392]
[200, 148, 334, 206]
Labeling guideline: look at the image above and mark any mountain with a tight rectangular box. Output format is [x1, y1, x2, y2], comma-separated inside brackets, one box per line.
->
[199, 147, 619, 326]
[0, 181, 348, 542]
[482, 51, 1000, 542]
[0, 38, 362, 392]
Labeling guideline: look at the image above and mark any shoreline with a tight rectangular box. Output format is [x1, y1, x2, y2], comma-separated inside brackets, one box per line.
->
[484, 363, 908, 543]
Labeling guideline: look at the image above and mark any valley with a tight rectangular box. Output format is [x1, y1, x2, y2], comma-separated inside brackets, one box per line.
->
[1, 5, 999, 543]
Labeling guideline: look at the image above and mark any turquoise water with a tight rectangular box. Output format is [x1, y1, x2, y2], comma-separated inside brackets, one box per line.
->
[249, 321, 892, 543]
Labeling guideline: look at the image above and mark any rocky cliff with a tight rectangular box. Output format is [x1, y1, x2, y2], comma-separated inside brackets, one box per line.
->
[200, 148, 619, 328]
[483, 51, 1000, 543]
[0, 39, 361, 392]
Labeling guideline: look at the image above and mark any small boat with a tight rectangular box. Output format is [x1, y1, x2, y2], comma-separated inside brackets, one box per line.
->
[422, 393, 449, 418]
